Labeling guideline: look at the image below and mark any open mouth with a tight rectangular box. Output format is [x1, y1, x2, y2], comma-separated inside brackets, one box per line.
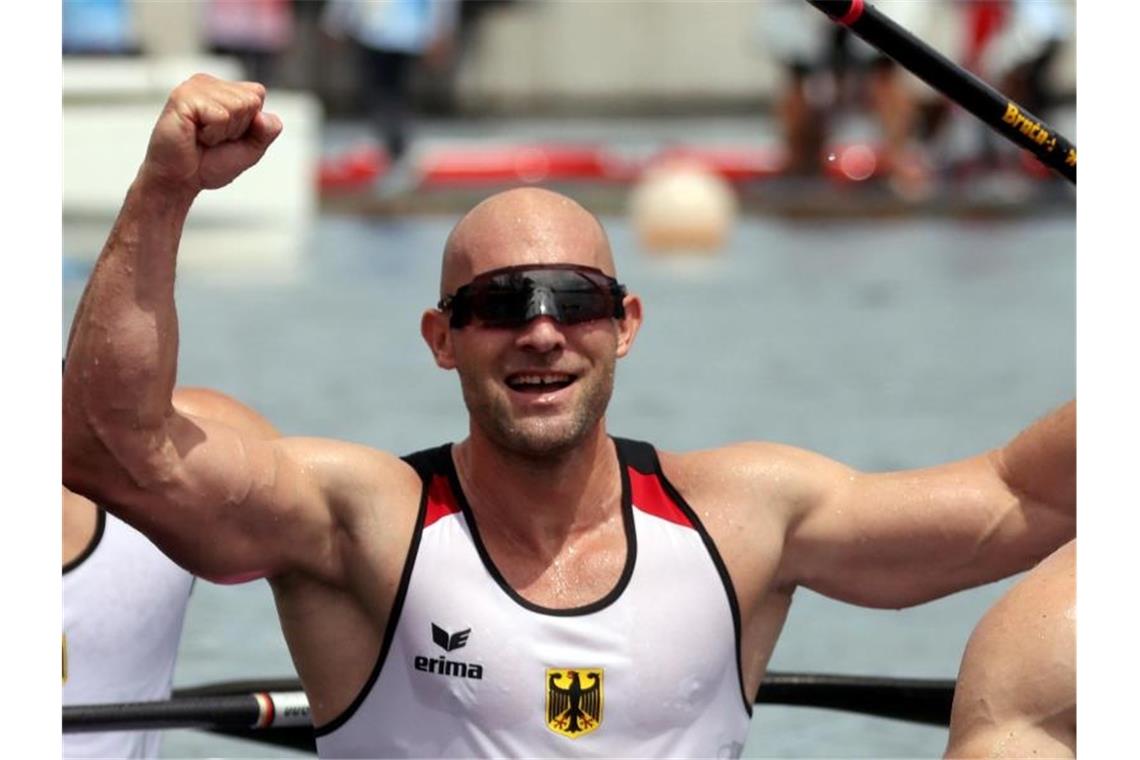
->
[504, 372, 577, 394]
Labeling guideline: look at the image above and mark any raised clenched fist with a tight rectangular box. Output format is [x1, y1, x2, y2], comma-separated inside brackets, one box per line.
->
[139, 73, 283, 198]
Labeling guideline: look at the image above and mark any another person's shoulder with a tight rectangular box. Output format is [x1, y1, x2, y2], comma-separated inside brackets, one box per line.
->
[959, 539, 1075, 669]
[945, 540, 1076, 759]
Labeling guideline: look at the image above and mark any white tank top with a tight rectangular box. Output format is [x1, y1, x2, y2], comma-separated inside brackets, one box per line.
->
[63, 508, 195, 759]
[315, 438, 751, 758]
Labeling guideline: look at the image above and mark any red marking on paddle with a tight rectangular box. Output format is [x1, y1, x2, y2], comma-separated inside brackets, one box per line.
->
[254, 692, 274, 728]
[839, 0, 865, 26]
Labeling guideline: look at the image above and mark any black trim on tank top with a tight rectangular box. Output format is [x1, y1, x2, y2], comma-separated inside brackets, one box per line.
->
[62, 505, 106, 575]
[445, 440, 638, 617]
[311, 445, 441, 738]
[617, 437, 754, 718]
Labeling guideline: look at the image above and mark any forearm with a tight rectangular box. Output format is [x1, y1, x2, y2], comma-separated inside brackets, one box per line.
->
[63, 174, 196, 484]
[995, 401, 1076, 520]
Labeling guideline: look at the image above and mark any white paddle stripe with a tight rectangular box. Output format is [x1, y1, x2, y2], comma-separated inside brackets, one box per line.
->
[267, 691, 312, 727]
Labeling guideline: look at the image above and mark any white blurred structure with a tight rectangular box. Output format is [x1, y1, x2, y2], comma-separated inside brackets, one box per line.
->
[630, 160, 737, 255]
[63, 55, 322, 275]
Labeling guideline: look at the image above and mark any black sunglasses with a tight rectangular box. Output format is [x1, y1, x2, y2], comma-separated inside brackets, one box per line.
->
[438, 264, 628, 329]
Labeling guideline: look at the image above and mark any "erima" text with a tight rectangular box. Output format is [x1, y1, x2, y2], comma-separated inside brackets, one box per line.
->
[414, 655, 484, 679]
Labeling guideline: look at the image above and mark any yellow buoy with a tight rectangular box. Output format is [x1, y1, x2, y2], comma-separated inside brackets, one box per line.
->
[629, 159, 737, 255]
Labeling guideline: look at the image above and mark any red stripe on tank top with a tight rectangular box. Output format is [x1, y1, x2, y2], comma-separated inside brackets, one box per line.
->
[424, 474, 461, 527]
[628, 468, 693, 528]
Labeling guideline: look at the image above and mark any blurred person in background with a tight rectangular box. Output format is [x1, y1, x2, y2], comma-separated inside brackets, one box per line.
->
[202, 0, 295, 86]
[941, 0, 1074, 178]
[976, 0, 1072, 119]
[944, 540, 1076, 759]
[63, 387, 279, 759]
[756, 0, 934, 193]
[974, 0, 1074, 174]
[62, 0, 138, 56]
[322, 0, 459, 181]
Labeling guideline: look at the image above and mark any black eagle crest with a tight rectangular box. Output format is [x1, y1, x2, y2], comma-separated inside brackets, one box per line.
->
[547, 669, 602, 736]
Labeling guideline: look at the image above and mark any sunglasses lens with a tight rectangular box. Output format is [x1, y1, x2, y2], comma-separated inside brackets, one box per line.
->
[446, 266, 623, 328]
[541, 286, 613, 325]
[471, 286, 533, 327]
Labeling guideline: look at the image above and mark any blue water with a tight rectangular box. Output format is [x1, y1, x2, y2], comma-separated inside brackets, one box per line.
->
[63, 210, 1074, 758]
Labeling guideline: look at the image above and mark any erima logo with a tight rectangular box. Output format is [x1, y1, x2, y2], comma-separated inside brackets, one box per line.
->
[431, 623, 470, 652]
[414, 624, 483, 680]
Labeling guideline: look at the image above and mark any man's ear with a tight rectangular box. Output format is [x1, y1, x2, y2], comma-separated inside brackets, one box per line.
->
[615, 294, 643, 358]
[421, 309, 456, 369]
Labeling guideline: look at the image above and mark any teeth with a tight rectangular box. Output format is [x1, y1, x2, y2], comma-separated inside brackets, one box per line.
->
[511, 374, 572, 386]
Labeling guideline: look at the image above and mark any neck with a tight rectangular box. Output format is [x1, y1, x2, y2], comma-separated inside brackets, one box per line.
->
[452, 424, 621, 555]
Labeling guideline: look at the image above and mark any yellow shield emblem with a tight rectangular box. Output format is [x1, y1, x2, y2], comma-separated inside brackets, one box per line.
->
[545, 667, 603, 738]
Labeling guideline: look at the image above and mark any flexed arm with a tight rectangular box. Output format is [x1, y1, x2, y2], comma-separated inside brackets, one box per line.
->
[64, 74, 281, 421]
[772, 401, 1075, 608]
[61, 75, 338, 584]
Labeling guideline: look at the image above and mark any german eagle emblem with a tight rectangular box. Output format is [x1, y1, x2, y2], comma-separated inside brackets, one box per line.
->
[545, 667, 603, 738]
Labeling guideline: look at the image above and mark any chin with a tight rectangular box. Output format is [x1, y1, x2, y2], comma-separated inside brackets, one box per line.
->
[499, 418, 592, 460]
[474, 396, 604, 461]
[459, 364, 616, 460]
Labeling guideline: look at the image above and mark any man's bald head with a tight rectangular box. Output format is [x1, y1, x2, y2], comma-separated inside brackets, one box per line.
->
[440, 188, 615, 296]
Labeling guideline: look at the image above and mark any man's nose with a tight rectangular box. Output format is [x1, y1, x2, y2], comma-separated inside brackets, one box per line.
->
[515, 316, 566, 352]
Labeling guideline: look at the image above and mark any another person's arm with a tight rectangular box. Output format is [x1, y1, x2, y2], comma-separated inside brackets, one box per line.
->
[944, 540, 1076, 758]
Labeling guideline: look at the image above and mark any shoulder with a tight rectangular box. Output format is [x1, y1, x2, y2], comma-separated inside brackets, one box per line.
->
[254, 435, 428, 552]
[268, 437, 430, 585]
[657, 441, 854, 519]
[946, 540, 1076, 757]
[277, 436, 426, 514]
[646, 441, 843, 599]
[172, 386, 281, 439]
[650, 441, 846, 556]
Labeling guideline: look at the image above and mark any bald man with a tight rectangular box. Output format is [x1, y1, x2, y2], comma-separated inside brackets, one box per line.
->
[63, 75, 1075, 758]
[944, 540, 1076, 759]
[63, 387, 280, 759]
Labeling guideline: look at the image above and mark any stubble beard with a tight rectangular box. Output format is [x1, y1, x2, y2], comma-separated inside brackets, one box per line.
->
[459, 359, 616, 462]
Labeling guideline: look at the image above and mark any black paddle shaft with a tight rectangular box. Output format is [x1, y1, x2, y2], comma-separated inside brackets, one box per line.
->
[64, 693, 263, 733]
[62, 671, 956, 755]
[805, 0, 1076, 184]
[757, 672, 956, 726]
